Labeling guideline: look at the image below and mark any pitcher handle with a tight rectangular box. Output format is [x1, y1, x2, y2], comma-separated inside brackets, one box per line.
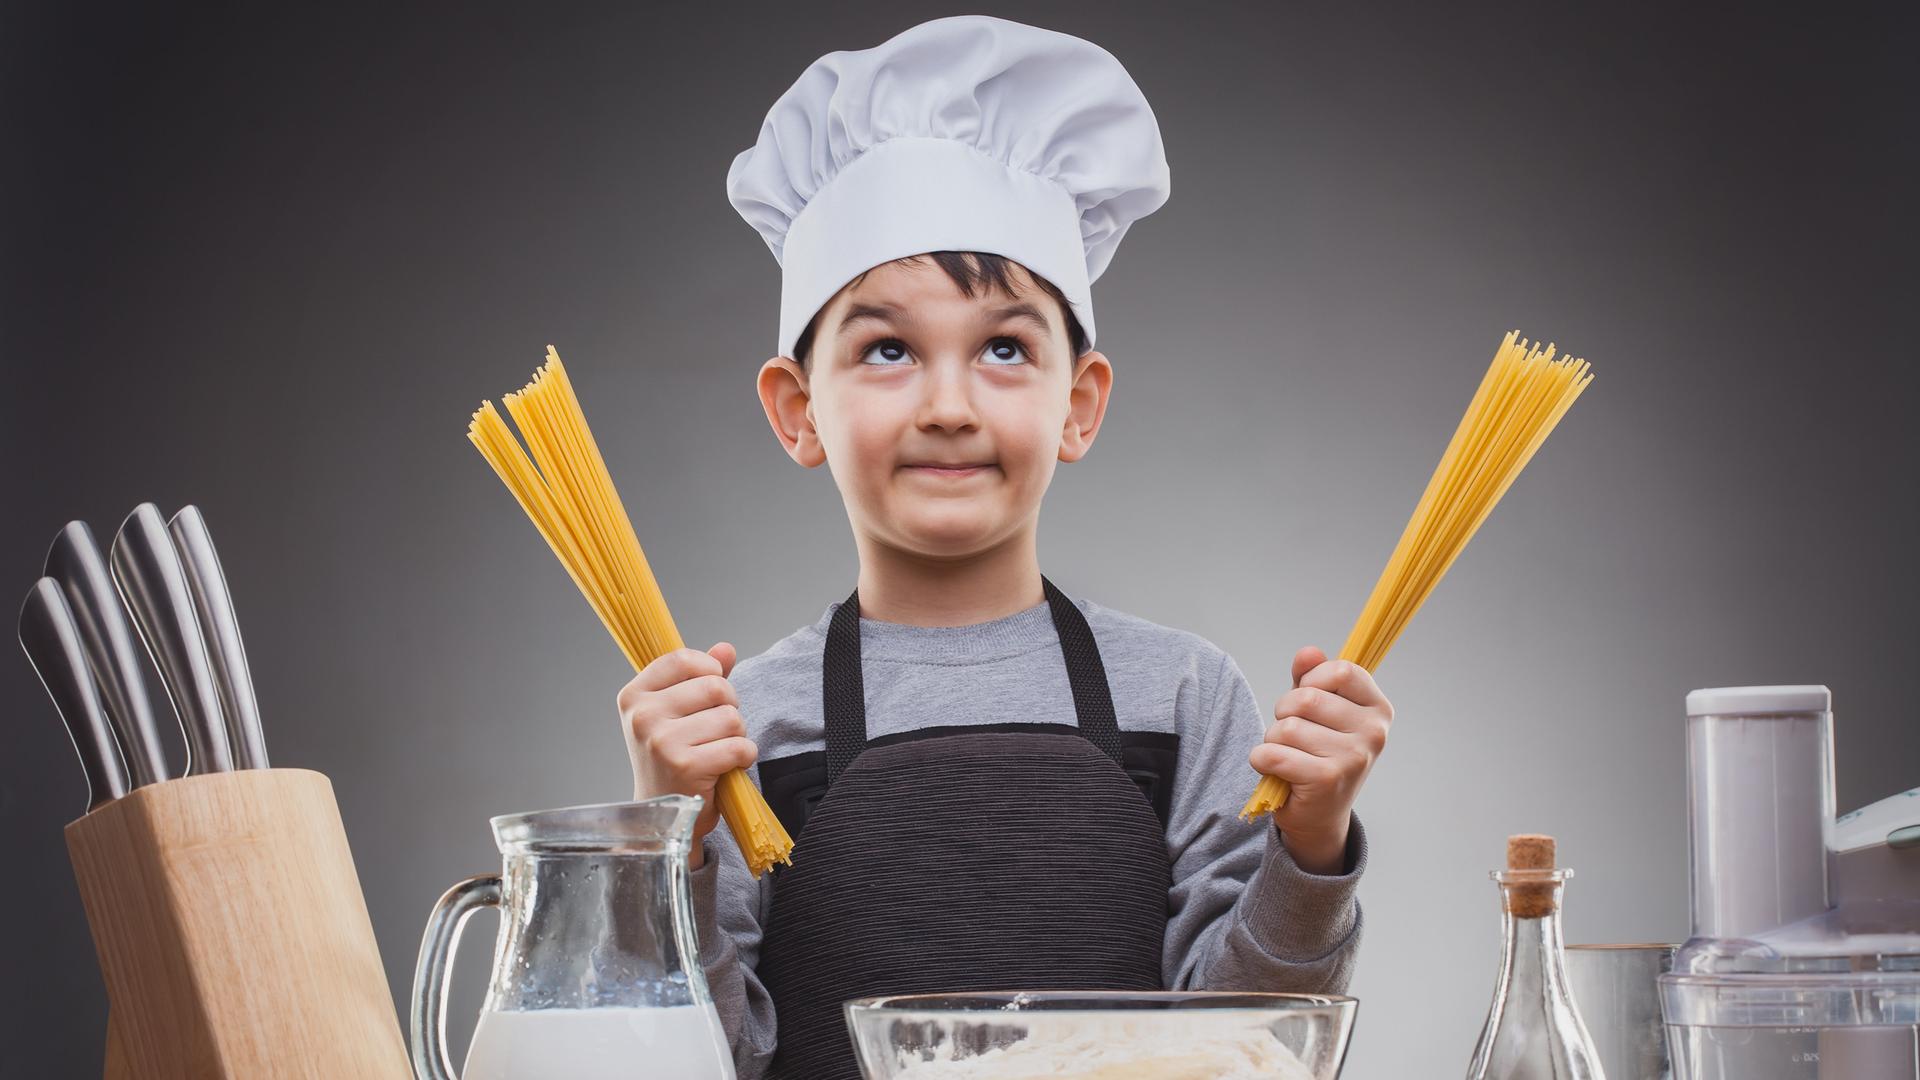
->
[409, 874, 503, 1080]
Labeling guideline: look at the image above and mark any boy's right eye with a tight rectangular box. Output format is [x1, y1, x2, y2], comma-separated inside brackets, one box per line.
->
[860, 339, 911, 366]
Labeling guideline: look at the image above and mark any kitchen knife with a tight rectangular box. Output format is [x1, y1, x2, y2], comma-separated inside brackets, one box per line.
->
[20, 578, 130, 811]
[167, 505, 268, 769]
[110, 502, 233, 774]
[44, 521, 172, 786]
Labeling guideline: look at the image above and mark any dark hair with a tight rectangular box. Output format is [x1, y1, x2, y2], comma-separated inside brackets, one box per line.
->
[790, 250, 1089, 365]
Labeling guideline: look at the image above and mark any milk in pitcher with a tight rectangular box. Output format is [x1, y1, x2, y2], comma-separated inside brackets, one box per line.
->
[464, 1001, 735, 1080]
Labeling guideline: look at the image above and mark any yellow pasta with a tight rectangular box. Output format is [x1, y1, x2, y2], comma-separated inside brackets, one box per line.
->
[469, 347, 794, 876]
[1241, 331, 1593, 819]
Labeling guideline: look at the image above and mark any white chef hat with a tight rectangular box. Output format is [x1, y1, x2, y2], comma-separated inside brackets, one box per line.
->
[726, 14, 1171, 359]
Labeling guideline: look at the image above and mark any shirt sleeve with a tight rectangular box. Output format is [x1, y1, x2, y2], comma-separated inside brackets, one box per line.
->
[1160, 649, 1367, 994]
[690, 816, 780, 1080]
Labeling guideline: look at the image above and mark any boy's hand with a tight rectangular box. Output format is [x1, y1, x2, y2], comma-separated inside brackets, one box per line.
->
[618, 641, 758, 870]
[1248, 646, 1393, 875]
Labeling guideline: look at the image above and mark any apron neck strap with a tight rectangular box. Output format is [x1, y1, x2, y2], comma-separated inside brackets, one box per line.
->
[822, 575, 1123, 785]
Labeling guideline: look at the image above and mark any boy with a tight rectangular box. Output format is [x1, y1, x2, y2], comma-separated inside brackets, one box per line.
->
[619, 16, 1393, 1080]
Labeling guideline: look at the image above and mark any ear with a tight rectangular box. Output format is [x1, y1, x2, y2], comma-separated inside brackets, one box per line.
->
[1059, 350, 1113, 463]
[758, 356, 826, 467]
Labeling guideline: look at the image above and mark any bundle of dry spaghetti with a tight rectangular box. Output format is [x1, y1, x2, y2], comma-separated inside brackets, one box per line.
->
[1242, 330, 1594, 819]
[468, 347, 794, 876]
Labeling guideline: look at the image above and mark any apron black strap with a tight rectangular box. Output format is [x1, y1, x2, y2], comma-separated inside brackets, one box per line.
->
[1042, 576, 1124, 767]
[820, 575, 1123, 785]
[822, 591, 867, 785]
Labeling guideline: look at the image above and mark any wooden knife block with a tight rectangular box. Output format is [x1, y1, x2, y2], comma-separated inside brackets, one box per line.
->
[65, 768, 412, 1079]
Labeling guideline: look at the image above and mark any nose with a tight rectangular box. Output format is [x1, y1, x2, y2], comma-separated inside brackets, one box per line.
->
[914, 356, 979, 434]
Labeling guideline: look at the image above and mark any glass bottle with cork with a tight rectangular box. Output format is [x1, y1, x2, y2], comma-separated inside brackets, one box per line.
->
[1466, 834, 1607, 1080]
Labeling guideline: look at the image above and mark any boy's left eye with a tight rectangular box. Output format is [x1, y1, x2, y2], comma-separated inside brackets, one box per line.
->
[983, 337, 1029, 365]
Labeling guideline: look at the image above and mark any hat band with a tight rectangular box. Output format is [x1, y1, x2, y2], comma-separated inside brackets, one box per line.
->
[778, 136, 1094, 358]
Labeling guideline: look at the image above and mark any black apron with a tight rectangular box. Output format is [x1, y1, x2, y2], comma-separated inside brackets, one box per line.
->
[753, 577, 1177, 1080]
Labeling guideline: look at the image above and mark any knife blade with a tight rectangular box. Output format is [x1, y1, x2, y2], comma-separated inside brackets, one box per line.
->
[44, 521, 171, 786]
[110, 502, 233, 774]
[20, 578, 130, 811]
[167, 506, 268, 769]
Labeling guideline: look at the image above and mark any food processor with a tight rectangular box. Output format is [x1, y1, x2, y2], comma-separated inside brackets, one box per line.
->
[1661, 685, 1920, 1078]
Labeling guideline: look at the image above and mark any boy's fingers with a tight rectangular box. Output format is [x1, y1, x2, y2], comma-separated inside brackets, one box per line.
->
[654, 672, 741, 718]
[656, 728, 757, 776]
[616, 670, 650, 714]
[633, 646, 723, 693]
[709, 641, 737, 678]
[1274, 686, 1373, 734]
[1297, 659, 1390, 711]
[1264, 713, 1345, 757]
[668, 704, 750, 747]
[1250, 741, 1339, 786]
[1290, 645, 1329, 688]
[684, 736, 760, 778]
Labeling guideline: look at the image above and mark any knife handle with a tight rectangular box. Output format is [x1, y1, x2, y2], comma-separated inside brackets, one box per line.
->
[169, 507, 268, 770]
[20, 578, 130, 811]
[111, 503, 234, 774]
[45, 521, 171, 786]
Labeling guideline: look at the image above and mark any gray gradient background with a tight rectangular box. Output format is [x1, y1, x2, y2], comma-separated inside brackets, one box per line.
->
[5, 2, 1917, 1076]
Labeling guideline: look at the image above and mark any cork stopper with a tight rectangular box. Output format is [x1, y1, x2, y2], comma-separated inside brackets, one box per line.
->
[1506, 834, 1558, 918]
[1508, 834, 1555, 871]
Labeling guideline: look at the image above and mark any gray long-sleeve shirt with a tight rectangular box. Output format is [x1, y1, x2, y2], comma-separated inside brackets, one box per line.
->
[690, 593, 1367, 1079]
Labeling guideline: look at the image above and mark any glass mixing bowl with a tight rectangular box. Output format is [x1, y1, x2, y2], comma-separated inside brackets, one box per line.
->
[844, 990, 1358, 1079]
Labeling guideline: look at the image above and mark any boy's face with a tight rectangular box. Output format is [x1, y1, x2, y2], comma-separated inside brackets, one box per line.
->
[757, 257, 1112, 560]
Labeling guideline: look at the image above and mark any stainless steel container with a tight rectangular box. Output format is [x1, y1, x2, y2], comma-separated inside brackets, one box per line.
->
[1568, 943, 1676, 1079]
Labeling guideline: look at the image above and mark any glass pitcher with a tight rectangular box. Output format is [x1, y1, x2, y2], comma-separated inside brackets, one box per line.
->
[409, 795, 736, 1080]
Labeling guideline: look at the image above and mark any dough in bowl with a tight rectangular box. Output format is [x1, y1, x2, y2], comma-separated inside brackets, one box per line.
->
[886, 1018, 1318, 1080]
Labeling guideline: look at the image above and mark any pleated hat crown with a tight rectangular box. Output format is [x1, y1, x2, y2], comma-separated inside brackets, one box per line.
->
[726, 15, 1172, 358]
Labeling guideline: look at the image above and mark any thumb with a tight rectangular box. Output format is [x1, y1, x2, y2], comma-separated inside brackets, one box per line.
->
[1291, 645, 1328, 688]
[708, 641, 738, 678]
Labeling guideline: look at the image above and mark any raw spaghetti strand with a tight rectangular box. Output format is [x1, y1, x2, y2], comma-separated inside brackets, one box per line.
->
[469, 347, 795, 875]
[1241, 331, 1593, 819]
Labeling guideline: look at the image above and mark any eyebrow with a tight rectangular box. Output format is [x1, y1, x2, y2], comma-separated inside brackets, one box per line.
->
[986, 302, 1055, 337]
[832, 300, 1055, 340]
[835, 302, 913, 339]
